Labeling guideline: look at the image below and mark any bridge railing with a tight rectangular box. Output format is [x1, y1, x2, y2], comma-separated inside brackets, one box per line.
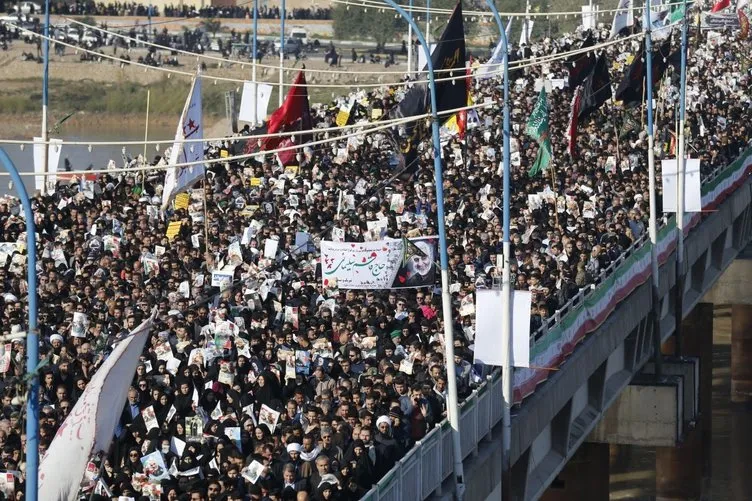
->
[361, 146, 752, 499]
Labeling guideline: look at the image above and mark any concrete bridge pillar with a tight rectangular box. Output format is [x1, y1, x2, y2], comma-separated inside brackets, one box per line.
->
[731, 304, 752, 403]
[539, 443, 610, 501]
[656, 302, 713, 500]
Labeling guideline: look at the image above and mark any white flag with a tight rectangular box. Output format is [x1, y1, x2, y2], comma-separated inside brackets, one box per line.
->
[610, 0, 635, 37]
[33, 137, 62, 194]
[38, 313, 155, 501]
[519, 20, 534, 46]
[161, 74, 205, 210]
[238, 82, 273, 125]
[477, 38, 504, 80]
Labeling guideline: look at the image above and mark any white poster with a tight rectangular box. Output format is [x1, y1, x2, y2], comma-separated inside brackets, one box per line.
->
[661, 158, 702, 213]
[610, 0, 635, 38]
[473, 290, 532, 367]
[321, 237, 437, 290]
[211, 269, 234, 290]
[238, 82, 273, 124]
[263, 238, 279, 259]
[33, 137, 62, 193]
[581, 5, 598, 31]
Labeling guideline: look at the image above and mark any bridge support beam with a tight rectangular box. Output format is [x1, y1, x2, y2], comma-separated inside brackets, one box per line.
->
[539, 443, 610, 501]
[731, 304, 752, 403]
[656, 302, 713, 500]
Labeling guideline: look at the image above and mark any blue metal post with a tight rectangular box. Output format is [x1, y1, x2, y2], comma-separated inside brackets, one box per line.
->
[485, 4, 512, 499]
[278, 0, 285, 106]
[674, 0, 689, 354]
[380, 1, 464, 497]
[645, 0, 662, 376]
[41, 0, 50, 196]
[148, 4, 152, 41]
[0, 149, 40, 501]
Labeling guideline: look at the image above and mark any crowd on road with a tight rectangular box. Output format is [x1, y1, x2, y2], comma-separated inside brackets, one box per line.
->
[25, 2, 332, 21]
[0, 21, 749, 501]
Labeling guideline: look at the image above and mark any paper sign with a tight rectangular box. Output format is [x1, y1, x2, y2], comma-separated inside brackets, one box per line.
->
[263, 238, 279, 259]
[166, 221, 182, 241]
[258, 404, 280, 433]
[174, 193, 190, 210]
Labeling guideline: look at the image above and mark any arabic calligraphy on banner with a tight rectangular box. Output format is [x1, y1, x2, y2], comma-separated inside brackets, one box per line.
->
[321, 237, 437, 290]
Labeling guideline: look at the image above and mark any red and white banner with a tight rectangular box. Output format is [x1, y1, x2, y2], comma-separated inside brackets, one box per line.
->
[38, 312, 155, 501]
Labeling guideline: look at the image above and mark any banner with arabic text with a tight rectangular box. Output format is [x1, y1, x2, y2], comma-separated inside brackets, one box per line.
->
[321, 237, 437, 290]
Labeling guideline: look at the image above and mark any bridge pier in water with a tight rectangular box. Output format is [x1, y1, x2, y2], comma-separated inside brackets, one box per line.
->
[538, 443, 610, 501]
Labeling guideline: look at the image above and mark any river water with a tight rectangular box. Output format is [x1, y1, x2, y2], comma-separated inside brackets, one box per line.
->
[609, 305, 752, 500]
[0, 123, 175, 196]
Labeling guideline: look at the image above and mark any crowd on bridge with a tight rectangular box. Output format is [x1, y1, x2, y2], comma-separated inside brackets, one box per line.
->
[0, 15, 749, 501]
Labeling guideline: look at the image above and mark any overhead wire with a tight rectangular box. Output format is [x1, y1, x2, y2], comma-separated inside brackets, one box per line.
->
[0, 101, 496, 177]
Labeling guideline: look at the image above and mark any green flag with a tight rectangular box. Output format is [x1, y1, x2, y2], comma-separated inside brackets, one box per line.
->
[525, 87, 553, 177]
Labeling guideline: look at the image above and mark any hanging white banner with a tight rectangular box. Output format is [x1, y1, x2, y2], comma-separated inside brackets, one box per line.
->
[33, 137, 62, 193]
[473, 289, 532, 368]
[238, 82, 274, 124]
[661, 158, 702, 213]
[321, 237, 437, 290]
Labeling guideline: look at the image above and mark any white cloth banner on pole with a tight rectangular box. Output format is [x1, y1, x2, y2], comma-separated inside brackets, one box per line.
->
[661, 158, 702, 213]
[33, 137, 62, 193]
[581, 5, 598, 31]
[477, 38, 504, 80]
[473, 289, 532, 368]
[417, 44, 438, 72]
[238, 82, 273, 124]
[519, 20, 534, 46]
[321, 237, 437, 290]
[38, 312, 156, 501]
[610, 0, 635, 37]
[161, 74, 206, 210]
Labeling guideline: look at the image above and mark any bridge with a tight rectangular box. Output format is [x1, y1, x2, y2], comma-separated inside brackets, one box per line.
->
[362, 147, 752, 501]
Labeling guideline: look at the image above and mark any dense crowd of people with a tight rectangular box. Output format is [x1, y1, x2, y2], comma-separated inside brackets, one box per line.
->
[30, 2, 332, 21]
[0, 18, 748, 501]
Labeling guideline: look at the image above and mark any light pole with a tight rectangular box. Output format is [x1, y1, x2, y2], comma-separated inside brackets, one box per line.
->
[675, 0, 689, 353]
[407, 0, 413, 73]
[0, 149, 40, 501]
[645, 0, 662, 377]
[381, 0, 464, 497]
[485, 2, 512, 499]
[425, 0, 430, 42]
[252, 0, 259, 125]
[279, 0, 285, 106]
[41, 0, 50, 196]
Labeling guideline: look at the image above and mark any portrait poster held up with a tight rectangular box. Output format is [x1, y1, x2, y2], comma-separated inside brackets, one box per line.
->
[320, 237, 438, 290]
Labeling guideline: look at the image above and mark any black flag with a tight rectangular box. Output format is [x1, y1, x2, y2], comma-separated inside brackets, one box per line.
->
[385, 1, 466, 179]
[615, 37, 672, 105]
[578, 53, 612, 120]
[567, 33, 596, 89]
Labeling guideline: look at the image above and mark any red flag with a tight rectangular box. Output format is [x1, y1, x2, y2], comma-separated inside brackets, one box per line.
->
[259, 71, 312, 165]
[457, 61, 473, 140]
[567, 86, 583, 158]
[711, 0, 731, 12]
[739, 9, 750, 39]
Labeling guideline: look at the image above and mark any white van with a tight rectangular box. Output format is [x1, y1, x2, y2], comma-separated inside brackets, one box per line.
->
[290, 27, 308, 46]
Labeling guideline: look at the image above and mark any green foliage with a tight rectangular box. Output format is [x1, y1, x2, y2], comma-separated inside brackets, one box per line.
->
[76, 15, 97, 27]
[332, 4, 406, 46]
[200, 17, 222, 38]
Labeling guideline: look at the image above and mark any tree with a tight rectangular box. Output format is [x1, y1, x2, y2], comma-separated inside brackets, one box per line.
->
[200, 17, 222, 38]
[332, 4, 404, 47]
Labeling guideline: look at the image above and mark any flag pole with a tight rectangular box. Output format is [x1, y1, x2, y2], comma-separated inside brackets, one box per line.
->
[0, 150, 39, 501]
[279, 0, 285, 107]
[486, 2, 512, 499]
[203, 179, 209, 250]
[252, 0, 258, 125]
[142, 88, 150, 192]
[382, 1, 465, 498]
[641, 75, 646, 129]
[675, 0, 689, 354]
[407, 0, 413, 73]
[40, 0, 50, 197]
[645, 0, 662, 377]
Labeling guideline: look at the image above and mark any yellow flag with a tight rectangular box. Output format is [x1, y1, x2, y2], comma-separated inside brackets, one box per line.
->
[166, 221, 182, 241]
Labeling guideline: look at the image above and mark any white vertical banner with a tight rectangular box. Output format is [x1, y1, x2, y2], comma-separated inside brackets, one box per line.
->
[473, 289, 532, 367]
[33, 137, 62, 193]
[582, 5, 597, 31]
[38, 312, 156, 501]
[610, 0, 635, 38]
[238, 82, 273, 124]
[519, 20, 534, 46]
[661, 158, 702, 213]
[417, 43, 438, 72]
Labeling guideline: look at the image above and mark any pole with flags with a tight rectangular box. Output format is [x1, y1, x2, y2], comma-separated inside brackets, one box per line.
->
[279, 0, 285, 106]
[485, 3, 511, 498]
[645, 0, 663, 377]
[252, 0, 258, 125]
[675, 0, 689, 353]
